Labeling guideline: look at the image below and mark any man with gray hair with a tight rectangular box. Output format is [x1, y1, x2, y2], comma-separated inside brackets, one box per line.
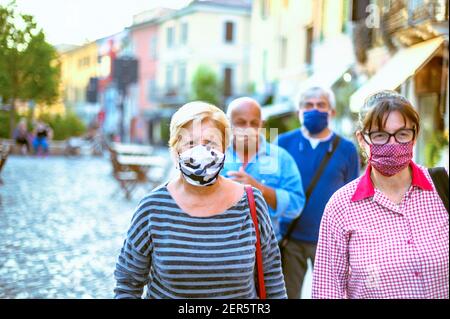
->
[222, 97, 305, 241]
[275, 86, 360, 298]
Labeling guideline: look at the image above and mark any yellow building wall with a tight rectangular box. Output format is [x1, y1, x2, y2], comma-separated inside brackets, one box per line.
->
[321, 0, 345, 39]
[59, 42, 99, 110]
[250, 0, 313, 94]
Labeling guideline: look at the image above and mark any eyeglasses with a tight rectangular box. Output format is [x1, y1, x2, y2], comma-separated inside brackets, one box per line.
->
[363, 128, 416, 145]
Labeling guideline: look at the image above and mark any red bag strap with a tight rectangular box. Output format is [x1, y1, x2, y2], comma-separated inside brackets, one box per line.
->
[244, 185, 266, 299]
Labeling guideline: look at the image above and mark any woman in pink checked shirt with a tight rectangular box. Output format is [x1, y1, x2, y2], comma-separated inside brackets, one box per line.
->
[312, 90, 449, 299]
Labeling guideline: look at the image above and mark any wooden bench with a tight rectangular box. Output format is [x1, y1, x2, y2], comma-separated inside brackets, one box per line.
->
[107, 143, 171, 199]
[0, 139, 17, 154]
[0, 144, 10, 185]
[108, 147, 140, 200]
[48, 140, 67, 156]
[110, 142, 154, 156]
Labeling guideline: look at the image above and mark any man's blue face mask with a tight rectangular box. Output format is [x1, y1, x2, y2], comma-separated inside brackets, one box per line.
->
[302, 109, 329, 134]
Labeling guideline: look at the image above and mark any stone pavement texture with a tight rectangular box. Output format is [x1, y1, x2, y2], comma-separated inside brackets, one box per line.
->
[0, 155, 149, 299]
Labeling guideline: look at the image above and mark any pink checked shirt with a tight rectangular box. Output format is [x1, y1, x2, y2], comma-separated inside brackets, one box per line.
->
[312, 162, 449, 299]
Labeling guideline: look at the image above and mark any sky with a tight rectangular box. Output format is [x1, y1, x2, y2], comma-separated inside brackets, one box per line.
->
[0, 0, 192, 46]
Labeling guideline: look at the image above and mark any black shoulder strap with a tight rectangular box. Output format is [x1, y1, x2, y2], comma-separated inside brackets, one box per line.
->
[428, 167, 449, 213]
[280, 135, 341, 248]
[305, 135, 341, 199]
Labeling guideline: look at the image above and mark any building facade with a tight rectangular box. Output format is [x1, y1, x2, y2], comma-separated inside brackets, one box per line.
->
[250, 0, 312, 102]
[59, 42, 99, 124]
[156, 0, 252, 108]
[249, 0, 357, 138]
[128, 8, 174, 144]
[126, 0, 252, 145]
[349, 0, 449, 167]
[96, 30, 137, 142]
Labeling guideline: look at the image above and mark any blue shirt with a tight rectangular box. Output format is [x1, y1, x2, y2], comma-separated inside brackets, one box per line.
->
[222, 136, 305, 240]
[275, 129, 360, 243]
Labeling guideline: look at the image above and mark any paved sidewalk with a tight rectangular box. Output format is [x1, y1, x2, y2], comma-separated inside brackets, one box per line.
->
[0, 155, 143, 298]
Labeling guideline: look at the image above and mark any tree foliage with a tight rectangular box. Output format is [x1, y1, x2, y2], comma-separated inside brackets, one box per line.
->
[190, 65, 222, 107]
[38, 112, 86, 141]
[0, 1, 60, 137]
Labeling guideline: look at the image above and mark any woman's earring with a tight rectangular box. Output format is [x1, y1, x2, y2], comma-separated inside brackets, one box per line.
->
[362, 149, 369, 162]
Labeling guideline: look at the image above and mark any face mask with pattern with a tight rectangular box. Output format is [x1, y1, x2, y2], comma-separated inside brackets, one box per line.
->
[369, 142, 414, 177]
[178, 144, 225, 186]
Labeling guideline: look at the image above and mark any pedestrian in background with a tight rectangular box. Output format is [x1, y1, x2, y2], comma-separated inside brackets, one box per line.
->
[32, 121, 53, 155]
[275, 86, 360, 299]
[114, 101, 287, 299]
[13, 118, 31, 155]
[312, 90, 449, 299]
[222, 97, 305, 241]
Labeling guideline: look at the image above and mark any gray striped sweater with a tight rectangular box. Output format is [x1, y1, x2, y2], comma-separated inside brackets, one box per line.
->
[114, 185, 287, 299]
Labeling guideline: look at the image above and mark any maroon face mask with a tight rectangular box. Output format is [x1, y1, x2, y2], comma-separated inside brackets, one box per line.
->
[369, 142, 414, 177]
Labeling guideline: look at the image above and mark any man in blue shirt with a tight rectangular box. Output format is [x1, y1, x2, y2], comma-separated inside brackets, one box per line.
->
[275, 86, 360, 298]
[222, 97, 305, 240]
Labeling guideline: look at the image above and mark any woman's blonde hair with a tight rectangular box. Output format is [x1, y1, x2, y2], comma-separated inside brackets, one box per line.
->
[169, 101, 231, 153]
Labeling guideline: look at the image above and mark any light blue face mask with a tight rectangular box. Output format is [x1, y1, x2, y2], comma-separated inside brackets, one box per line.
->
[302, 109, 329, 134]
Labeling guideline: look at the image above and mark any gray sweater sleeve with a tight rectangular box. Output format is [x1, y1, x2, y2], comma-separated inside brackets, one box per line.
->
[114, 198, 153, 299]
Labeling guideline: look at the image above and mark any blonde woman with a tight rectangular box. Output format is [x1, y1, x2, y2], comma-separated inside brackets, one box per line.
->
[114, 101, 286, 299]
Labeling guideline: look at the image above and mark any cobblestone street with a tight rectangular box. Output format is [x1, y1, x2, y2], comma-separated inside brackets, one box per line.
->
[0, 155, 153, 299]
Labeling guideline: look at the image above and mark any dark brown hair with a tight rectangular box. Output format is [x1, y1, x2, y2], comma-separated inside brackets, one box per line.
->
[359, 90, 420, 134]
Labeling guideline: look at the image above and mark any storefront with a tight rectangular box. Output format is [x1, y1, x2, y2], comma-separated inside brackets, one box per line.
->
[349, 36, 448, 167]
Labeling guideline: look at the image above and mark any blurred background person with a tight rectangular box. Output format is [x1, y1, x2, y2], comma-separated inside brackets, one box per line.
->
[275, 86, 360, 299]
[223, 97, 305, 241]
[13, 118, 31, 155]
[32, 121, 53, 156]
